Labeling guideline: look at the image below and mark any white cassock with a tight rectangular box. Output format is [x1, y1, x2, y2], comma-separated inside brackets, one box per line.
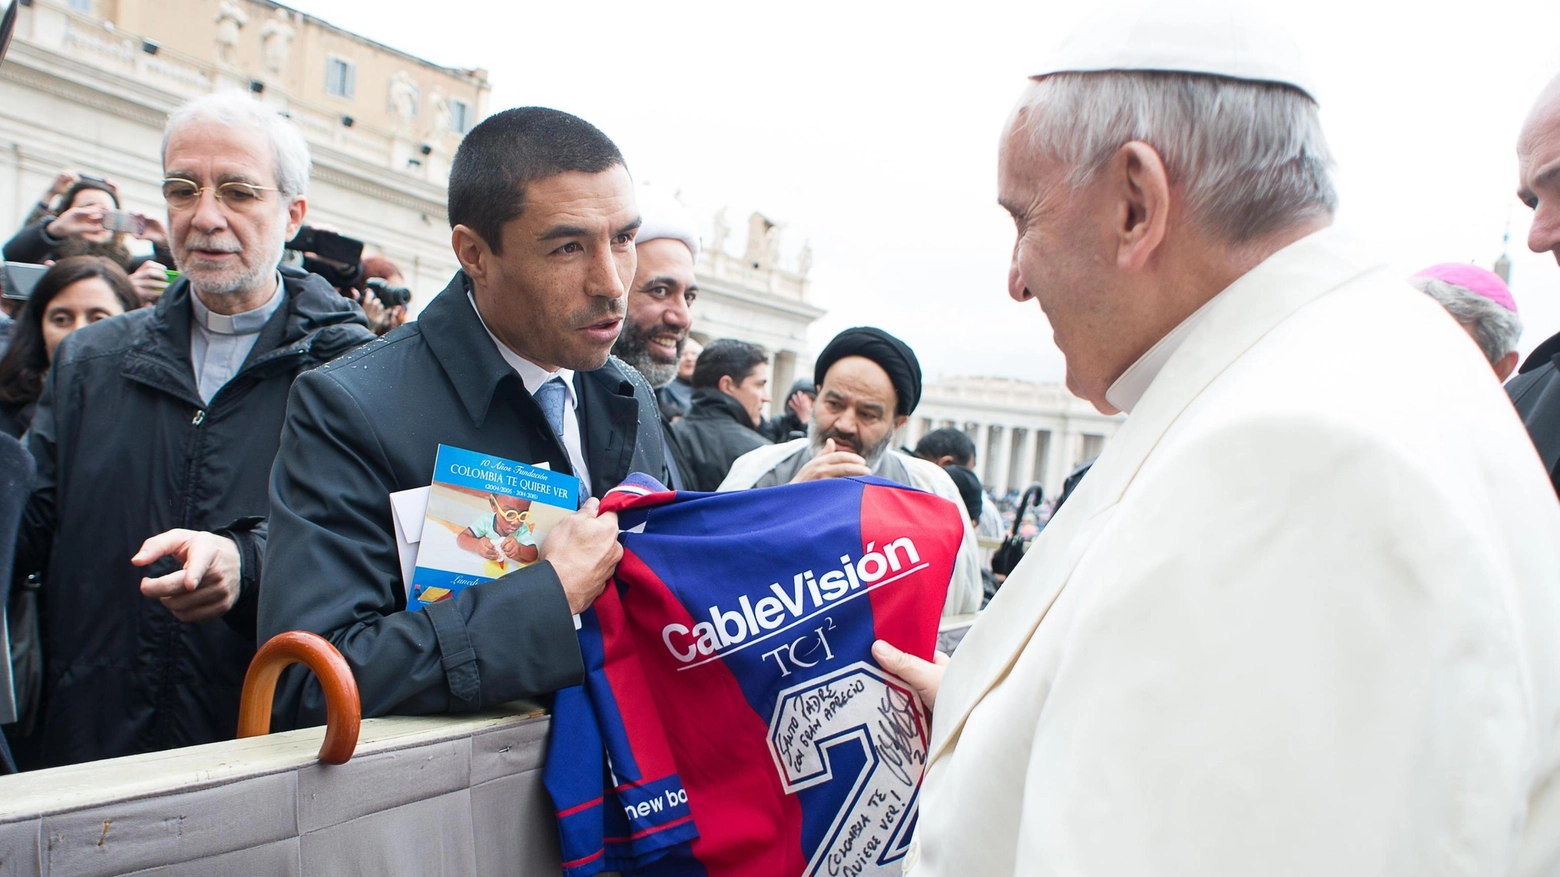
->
[908, 228, 1560, 875]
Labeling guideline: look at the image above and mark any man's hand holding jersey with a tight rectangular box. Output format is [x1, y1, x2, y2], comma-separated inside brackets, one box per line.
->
[541, 497, 623, 614]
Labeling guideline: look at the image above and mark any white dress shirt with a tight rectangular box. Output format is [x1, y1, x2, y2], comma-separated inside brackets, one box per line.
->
[468, 293, 591, 493]
[188, 273, 285, 404]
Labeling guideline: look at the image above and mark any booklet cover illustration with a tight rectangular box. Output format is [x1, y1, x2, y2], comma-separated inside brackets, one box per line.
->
[408, 444, 579, 611]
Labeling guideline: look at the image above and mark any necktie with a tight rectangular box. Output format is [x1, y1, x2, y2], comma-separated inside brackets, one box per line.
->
[535, 376, 568, 443]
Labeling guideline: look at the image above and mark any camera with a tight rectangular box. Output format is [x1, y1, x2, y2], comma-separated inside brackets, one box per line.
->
[101, 209, 147, 235]
[288, 225, 365, 288]
[365, 276, 412, 308]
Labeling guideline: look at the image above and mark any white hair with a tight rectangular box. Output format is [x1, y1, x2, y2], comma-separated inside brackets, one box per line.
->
[162, 91, 311, 199]
[1411, 277, 1524, 366]
[1010, 71, 1337, 244]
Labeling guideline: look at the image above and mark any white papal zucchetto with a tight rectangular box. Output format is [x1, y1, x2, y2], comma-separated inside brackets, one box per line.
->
[1030, 0, 1320, 102]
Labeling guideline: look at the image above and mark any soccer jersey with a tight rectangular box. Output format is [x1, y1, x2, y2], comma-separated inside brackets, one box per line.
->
[546, 474, 964, 876]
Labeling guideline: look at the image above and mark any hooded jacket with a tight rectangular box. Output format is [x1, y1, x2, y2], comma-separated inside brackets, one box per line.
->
[669, 387, 772, 491]
[12, 266, 372, 767]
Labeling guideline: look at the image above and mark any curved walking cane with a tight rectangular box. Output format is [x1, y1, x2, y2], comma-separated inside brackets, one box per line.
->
[237, 631, 361, 765]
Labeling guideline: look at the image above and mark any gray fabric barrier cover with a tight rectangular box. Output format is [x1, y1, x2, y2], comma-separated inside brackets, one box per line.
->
[0, 618, 981, 876]
[0, 712, 567, 876]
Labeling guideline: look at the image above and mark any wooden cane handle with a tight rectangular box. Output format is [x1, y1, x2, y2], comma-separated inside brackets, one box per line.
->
[237, 631, 361, 765]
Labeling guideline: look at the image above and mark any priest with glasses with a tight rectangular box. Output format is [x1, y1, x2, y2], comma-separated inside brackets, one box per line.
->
[8, 90, 372, 769]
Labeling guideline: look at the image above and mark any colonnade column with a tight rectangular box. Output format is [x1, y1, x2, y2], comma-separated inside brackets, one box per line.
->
[994, 424, 1015, 494]
[1014, 427, 1038, 490]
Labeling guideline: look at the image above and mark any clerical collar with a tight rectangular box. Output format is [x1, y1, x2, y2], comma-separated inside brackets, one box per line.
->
[1104, 286, 1227, 415]
[189, 272, 285, 335]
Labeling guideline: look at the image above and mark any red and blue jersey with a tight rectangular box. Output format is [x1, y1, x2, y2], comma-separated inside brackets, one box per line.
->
[545, 474, 963, 877]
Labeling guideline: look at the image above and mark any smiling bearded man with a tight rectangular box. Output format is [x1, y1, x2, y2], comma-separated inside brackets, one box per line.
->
[611, 184, 699, 390]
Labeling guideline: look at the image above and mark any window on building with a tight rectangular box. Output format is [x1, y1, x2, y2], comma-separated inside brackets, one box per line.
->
[449, 98, 473, 134]
[325, 57, 356, 99]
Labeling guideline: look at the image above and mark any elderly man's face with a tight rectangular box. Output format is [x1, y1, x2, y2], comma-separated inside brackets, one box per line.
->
[164, 123, 305, 304]
[460, 166, 639, 372]
[810, 356, 906, 465]
[1519, 80, 1560, 265]
[997, 116, 1128, 407]
[614, 237, 696, 386]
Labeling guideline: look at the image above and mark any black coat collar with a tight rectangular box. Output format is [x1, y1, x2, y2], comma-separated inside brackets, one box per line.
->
[418, 272, 649, 496]
[687, 386, 760, 430]
[120, 265, 370, 407]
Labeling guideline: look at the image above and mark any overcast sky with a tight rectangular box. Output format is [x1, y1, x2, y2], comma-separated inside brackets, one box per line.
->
[290, 0, 1560, 385]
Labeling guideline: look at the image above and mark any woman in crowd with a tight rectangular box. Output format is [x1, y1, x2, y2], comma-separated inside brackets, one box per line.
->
[0, 256, 139, 437]
[2, 178, 173, 306]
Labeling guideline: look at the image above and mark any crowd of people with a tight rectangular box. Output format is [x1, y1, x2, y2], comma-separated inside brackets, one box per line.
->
[2, 0, 1560, 869]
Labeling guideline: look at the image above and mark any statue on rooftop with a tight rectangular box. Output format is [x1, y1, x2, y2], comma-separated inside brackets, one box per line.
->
[214, 0, 248, 68]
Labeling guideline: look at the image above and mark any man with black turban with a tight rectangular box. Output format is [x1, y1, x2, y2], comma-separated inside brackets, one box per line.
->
[718, 326, 982, 615]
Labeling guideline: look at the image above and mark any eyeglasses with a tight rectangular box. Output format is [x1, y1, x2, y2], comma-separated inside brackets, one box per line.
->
[161, 178, 279, 213]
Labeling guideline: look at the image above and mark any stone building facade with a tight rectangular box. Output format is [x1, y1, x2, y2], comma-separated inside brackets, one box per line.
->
[899, 376, 1125, 497]
[0, 0, 488, 302]
[687, 209, 825, 414]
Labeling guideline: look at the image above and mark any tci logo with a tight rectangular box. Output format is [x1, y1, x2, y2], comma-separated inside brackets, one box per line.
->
[761, 617, 837, 677]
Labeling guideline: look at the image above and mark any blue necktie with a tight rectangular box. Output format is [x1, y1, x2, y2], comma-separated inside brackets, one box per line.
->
[535, 376, 589, 503]
[534, 376, 568, 443]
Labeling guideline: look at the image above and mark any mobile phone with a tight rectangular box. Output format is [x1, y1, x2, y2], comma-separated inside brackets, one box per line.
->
[2, 262, 50, 301]
[78, 173, 106, 184]
[165, 269, 180, 283]
[102, 210, 146, 234]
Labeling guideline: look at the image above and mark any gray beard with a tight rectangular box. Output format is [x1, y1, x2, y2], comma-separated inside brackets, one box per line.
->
[808, 418, 893, 469]
[181, 233, 283, 299]
[611, 321, 681, 388]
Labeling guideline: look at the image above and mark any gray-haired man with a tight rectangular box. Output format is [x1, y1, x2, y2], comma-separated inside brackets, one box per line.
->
[11, 91, 372, 768]
[876, 2, 1560, 873]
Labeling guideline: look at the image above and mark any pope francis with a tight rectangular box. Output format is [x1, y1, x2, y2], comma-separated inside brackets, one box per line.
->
[871, 2, 1560, 874]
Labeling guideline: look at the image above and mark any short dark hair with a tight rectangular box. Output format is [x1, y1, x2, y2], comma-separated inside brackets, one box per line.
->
[692, 339, 767, 390]
[53, 179, 119, 215]
[915, 427, 977, 467]
[447, 107, 625, 255]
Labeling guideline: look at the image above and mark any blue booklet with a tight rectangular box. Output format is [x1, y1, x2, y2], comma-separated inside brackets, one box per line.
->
[408, 444, 580, 611]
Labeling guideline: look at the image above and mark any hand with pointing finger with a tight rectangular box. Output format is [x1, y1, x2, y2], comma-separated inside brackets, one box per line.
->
[133, 529, 243, 623]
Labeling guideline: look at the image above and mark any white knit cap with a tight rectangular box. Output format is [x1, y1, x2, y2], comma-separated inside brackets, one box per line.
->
[634, 184, 701, 262]
[1031, 0, 1319, 102]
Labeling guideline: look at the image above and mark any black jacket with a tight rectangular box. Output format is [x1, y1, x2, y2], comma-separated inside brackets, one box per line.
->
[670, 388, 772, 491]
[259, 273, 671, 731]
[13, 267, 372, 767]
[1508, 330, 1560, 497]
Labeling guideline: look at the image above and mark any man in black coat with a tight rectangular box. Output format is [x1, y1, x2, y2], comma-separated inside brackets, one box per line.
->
[11, 92, 373, 768]
[259, 107, 671, 730]
[670, 338, 773, 491]
[1508, 73, 1560, 497]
